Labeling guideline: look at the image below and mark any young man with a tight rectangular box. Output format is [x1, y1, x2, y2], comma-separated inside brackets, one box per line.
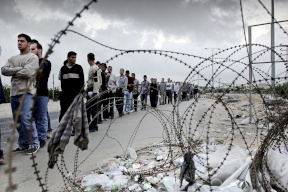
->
[140, 75, 150, 110]
[155, 78, 159, 106]
[131, 73, 139, 112]
[1, 33, 40, 154]
[194, 85, 199, 101]
[149, 78, 158, 108]
[107, 66, 117, 118]
[159, 78, 167, 105]
[124, 70, 134, 114]
[86, 53, 101, 132]
[59, 51, 85, 122]
[166, 78, 172, 104]
[96, 62, 103, 124]
[100, 63, 110, 120]
[174, 82, 180, 103]
[116, 68, 127, 117]
[30, 39, 51, 148]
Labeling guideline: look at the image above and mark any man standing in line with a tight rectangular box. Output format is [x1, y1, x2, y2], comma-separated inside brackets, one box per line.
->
[1, 34, 40, 154]
[131, 73, 139, 112]
[166, 78, 172, 104]
[107, 66, 117, 118]
[140, 75, 150, 110]
[30, 39, 51, 147]
[159, 78, 166, 105]
[194, 85, 199, 101]
[190, 83, 194, 100]
[96, 61, 103, 124]
[171, 80, 175, 104]
[155, 78, 159, 106]
[149, 78, 158, 108]
[59, 51, 85, 122]
[174, 81, 180, 103]
[100, 63, 110, 120]
[86, 53, 101, 132]
[124, 70, 134, 114]
[116, 68, 127, 117]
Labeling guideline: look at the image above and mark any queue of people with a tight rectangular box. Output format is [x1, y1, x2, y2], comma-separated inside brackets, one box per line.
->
[0, 33, 200, 157]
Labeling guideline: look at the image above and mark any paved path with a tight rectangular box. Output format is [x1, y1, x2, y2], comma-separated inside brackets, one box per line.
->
[0, 100, 208, 192]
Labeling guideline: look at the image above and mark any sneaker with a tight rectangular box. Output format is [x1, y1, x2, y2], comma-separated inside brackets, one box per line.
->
[89, 129, 96, 133]
[39, 139, 46, 148]
[129, 110, 134, 113]
[13, 147, 28, 153]
[25, 145, 39, 155]
[0, 158, 6, 165]
[46, 132, 52, 139]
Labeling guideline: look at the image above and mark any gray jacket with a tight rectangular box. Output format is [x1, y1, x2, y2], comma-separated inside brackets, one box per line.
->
[48, 93, 89, 169]
[158, 82, 167, 93]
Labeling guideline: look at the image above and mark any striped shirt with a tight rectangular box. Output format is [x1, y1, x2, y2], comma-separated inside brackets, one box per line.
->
[60, 64, 84, 96]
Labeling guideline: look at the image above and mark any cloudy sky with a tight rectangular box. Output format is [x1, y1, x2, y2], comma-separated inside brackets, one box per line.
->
[0, 0, 287, 88]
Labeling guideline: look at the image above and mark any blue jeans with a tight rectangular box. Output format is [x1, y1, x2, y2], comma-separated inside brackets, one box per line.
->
[34, 96, 48, 141]
[123, 91, 132, 112]
[11, 94, 39, 149]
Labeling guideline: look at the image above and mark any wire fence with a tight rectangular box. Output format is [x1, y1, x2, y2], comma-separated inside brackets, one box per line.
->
[2, 0, 288, 191]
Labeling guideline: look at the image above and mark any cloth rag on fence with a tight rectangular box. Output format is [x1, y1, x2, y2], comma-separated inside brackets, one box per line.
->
[48, 93, 89, 168]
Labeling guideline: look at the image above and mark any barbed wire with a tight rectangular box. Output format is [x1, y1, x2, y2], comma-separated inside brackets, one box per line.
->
[3, 0, 288, 191]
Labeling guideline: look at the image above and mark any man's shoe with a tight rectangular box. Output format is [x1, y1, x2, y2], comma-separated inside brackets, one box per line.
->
[13, 147, 28, 153]
[39, 139, 46, 148]
[25, 145, 39, 155]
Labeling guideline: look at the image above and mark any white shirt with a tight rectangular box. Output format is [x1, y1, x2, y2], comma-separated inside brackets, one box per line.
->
[107, 72, 117, 93]
[166, 82, 172, 91]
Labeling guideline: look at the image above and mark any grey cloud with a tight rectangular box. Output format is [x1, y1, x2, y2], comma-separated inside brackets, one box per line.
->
[23, 0, 244, 44]
[1, 0, 287, 87]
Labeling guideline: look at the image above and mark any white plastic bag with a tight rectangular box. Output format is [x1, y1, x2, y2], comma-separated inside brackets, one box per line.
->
[127, 147, 138, 161]
[81, 173, 111, 191]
